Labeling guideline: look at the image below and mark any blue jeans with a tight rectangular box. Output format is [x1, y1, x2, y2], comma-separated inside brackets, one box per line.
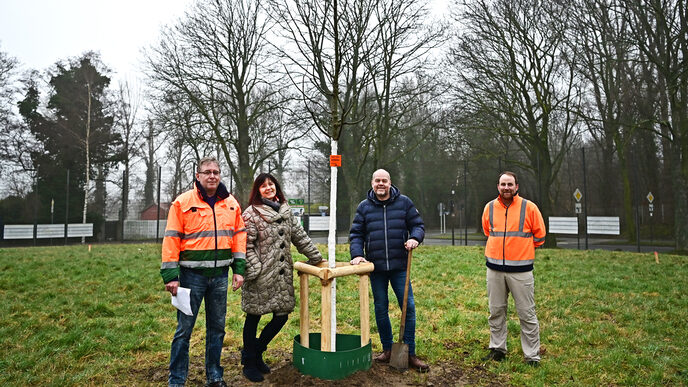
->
[370, 270, 416, 356]
[169, 268, 228, 387]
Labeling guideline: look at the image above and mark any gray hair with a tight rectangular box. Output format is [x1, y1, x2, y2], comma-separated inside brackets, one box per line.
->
[197, 156, 220, 172]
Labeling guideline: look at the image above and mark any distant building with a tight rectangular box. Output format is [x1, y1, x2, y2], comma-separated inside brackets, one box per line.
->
[140, 202, 171, 220]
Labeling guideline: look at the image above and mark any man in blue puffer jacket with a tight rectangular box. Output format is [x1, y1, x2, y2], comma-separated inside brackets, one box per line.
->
[349, 169, 429, 372]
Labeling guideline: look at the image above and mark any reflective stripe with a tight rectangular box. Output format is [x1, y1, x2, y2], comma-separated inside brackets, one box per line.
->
[486, 256, 534, 266]
[235, 227, 246, 233]
[180, 259, 234, 268]
[165, 230, 184, 238]
[534, 237, 545, 243]
[183, 229, 235, 240]
[488, 201, 495, 230]
[233, 252, 246, 259]
[490, 231, 533, 238]
[167, 229, 237, 240]
[161, 261, 179, 269]
[519, 199, 528, 232]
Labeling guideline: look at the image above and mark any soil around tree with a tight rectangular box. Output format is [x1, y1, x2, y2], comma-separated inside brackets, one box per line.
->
[138, 348, 507, 386]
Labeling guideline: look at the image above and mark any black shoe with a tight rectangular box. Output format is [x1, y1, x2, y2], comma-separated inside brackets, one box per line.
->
[207, 381, 227, 387]
[243, 365, 264, 382]
[526, 360, 539, 367]
[256, 352, 271, 374]
[482, 349, 506, 362]
[255, 342, 271, 374]
[241, 349, 265, 382]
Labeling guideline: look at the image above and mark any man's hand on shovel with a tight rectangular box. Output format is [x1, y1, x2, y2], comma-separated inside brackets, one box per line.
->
[404, 239, 419, 250]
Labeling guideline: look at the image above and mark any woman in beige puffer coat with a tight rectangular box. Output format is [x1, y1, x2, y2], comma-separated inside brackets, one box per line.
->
[240, 173, 322, 382]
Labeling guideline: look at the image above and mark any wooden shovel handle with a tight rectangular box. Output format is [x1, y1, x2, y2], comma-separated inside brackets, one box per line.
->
[399, 249, 412, 342]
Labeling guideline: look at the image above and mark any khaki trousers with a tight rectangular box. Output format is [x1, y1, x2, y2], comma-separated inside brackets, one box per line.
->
[486, 268, 540, 361]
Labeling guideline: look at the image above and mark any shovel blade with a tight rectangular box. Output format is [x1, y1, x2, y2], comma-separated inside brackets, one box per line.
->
[390, 342, 409, 371]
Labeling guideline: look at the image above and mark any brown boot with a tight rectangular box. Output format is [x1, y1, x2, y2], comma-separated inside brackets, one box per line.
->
[375, 350, 391, 363]
[409, 355, 430, 372]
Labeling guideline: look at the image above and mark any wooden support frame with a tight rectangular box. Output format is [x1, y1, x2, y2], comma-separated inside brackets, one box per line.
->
[294, 261, 374, 351]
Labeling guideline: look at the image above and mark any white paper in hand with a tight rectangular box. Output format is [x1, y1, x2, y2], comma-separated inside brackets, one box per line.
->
[171, 287, 193, 316]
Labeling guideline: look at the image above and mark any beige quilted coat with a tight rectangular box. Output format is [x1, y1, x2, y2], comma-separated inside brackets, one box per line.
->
[241, 202, 323, 315]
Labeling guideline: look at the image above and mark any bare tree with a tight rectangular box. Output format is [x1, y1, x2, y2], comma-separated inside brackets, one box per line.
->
[364, 0, 446, 168]
[329, 0, 448, 223]
[0, 49, 36, 197]
[149, 90, 211, 199]
[448, 0, 581, 246]
[268, 0, 382, 346]
[570, 0, 644, 240]
[625, 0, 688, 250]
[141, 118, 164, 207]
[146, 0, 301, 203]
[113, 79, 143, 221]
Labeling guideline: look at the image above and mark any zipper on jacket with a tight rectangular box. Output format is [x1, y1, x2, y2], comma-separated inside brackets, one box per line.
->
[212, 205, 218, 268]
[503, 204, 509, 265]
[383, 204, 389, 270]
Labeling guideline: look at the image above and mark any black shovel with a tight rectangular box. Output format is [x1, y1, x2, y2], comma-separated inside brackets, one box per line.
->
[390, 249, 413, 371]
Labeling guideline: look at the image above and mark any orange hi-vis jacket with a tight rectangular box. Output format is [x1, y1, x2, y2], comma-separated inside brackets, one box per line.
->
[160, 182, 246, 284]
[482, 194, 545, 272]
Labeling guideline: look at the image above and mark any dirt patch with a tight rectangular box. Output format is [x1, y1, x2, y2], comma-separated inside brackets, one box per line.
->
[136, 349, 506, 386]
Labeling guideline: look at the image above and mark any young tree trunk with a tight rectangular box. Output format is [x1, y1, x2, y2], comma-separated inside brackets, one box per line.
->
[327, 138, 338, 347]
[82, 82, 91, 244]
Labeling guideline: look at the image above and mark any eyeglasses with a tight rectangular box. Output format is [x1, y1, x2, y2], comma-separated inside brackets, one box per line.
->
[198, 170, 221, 176]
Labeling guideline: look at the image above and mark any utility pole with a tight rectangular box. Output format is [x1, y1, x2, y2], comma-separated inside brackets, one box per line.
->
[64, 169, 70, 245]
[582, 148, 589, 250]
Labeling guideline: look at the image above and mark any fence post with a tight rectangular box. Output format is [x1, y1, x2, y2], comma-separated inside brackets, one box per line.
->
[582, 148, 588, 250]
[33, 176, 38, 246]
[64, 169, 70, 245]
[121, 170, 126, 241]
[464, 159, 468, 246]
[156, 165, 162, 243]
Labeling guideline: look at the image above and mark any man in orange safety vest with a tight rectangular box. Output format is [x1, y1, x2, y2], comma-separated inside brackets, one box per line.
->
[481, 171, 545, 367]
[161, 156, 246, 387]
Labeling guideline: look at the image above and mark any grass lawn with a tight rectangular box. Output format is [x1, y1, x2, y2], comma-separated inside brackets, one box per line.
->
[0, 243, 686, 386]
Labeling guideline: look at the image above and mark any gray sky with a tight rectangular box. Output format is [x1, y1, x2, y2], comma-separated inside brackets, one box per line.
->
[1, 0, 449, 84]
[0, 0, 191, 82]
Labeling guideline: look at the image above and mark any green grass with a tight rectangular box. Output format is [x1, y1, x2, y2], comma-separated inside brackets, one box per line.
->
[0, 244, 686, 385]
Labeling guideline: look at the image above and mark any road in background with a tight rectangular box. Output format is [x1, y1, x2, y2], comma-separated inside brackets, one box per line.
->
[309, 230, 676, 254]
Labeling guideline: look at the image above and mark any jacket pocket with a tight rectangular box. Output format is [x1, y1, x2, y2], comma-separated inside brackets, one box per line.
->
[182, 206, 211, 235]
[217, 209, 237, 232]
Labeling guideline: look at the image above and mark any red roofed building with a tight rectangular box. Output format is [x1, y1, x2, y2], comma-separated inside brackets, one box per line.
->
[140, 202, 171, 220]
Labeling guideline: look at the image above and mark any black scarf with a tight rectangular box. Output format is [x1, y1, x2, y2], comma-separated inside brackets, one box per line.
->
[261, 197, 281, 212]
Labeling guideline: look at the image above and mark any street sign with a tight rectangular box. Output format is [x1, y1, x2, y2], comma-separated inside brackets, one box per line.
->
[646, 192, 654, 203]
[575, 203, 582, 214]
[573, 188, 582, 202]
[329, 155, 342, 167]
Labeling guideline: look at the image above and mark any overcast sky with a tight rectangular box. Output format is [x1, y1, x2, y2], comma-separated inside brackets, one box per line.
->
[0, 0, 191, 83]
[1, 0, 449, 85]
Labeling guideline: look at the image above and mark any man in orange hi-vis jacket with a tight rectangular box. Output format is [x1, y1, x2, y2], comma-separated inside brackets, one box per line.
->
[161, 156, 246, 387]
[481, 171, 545, 367]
